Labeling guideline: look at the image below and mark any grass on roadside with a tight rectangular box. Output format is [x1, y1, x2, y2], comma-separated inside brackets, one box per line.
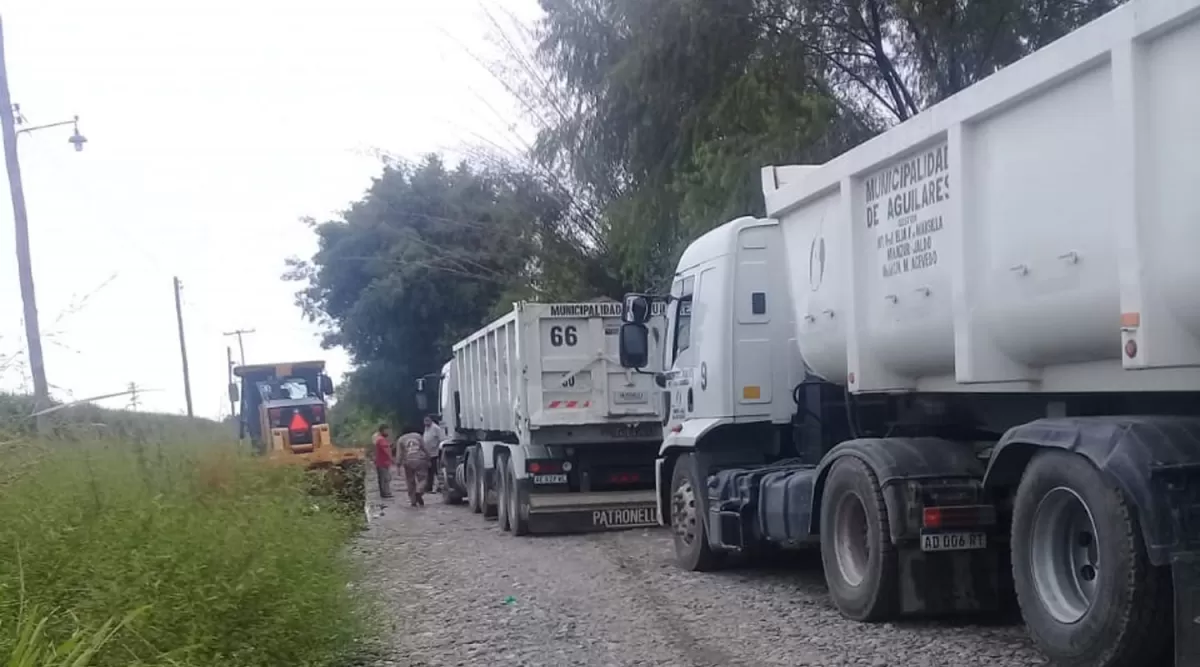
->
[0, 431, 371, 667]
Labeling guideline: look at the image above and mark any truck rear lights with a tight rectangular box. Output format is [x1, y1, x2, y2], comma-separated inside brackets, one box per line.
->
[527, 460, 564, 474]
[608, 472, 641, 484]
[268, 408, 283, 425]
[923, 505, 996, 529]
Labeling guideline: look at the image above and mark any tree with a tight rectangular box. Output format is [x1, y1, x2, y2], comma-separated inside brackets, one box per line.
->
[532, 0, 864, 289]
[287, 155, 565, 422]
[527, 0, 1121, 287]
[774, 0, 1123, 121]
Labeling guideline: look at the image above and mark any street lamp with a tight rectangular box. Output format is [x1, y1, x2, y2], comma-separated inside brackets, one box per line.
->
[14, 105, 87, 150]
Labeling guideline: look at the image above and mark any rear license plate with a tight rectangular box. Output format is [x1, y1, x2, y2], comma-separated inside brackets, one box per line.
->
[614, 390, 647, 404]
[604, 422, 656, 438]
[533, 474, 567, 485]
[921, 531, 988, 552]
[591, 506, 657, 528]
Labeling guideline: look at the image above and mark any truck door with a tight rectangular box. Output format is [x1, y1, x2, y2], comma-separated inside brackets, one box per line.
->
[664, 276, 695, 431]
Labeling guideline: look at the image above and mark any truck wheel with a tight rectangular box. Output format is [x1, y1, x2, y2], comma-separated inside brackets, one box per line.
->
[466, 449, 482, 514]
[670, 454, 724, 571]
[1011, 450, 1172, 667]
[441, 452, 464, 505]
[496, 453, 512, 531]
[481, 454, 498, 519]
[507, 456, 530, 536]
[819, 456, 898, 622]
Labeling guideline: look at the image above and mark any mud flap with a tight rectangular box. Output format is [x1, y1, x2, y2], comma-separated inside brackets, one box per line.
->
[898, 546, 1001, 615]
[1173, 551, 1200, 666]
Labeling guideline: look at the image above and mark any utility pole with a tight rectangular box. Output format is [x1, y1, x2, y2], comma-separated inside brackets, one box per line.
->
[226, 345, 237, 421]
[127, 381, 140, 411]
[0, 17, 49, 417]
[223, 328, 255, 366]
[173, 276, 194, 417]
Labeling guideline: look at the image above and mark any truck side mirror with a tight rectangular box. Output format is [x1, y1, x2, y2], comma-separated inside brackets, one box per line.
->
[623, 294, 651, 324]
[227, 382, 239, 403]
[319, 374, 335, 396]
[619, 323, 649, 368]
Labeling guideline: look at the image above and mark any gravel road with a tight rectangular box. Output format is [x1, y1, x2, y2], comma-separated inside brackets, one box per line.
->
[354, 473, 1045, 667]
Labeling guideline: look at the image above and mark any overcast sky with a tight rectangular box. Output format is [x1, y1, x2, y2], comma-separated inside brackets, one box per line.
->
[0, 0, 540, 418]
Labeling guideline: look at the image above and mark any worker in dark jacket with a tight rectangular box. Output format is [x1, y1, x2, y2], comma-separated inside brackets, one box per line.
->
[396, 428, 428, 507]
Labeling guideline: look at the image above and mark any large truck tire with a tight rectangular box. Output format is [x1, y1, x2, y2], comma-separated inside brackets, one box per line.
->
[496, 452, 512, 531]
[1011, 450, 1172, 667]
[506, 456, 530, 536]
[670, 454, 724, 572]
[441, 451, 465, 505]
[479, 451, 498, 519]
[466, 448, 482, 514]
[819, 456, 899, 622]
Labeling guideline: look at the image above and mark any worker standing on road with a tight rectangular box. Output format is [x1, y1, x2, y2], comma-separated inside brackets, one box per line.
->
[422, 415, 446, 494]
[396, 428, 428, 507]
[373, 424, 394, 500]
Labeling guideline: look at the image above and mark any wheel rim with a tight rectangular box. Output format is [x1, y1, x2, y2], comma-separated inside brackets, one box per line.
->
[671, 477, 698, 545]
[1031, 486, 1100, 624]
[833, 492, 870, 587]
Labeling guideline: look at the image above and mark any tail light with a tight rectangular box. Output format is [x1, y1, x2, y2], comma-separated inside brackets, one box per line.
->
[527, 460, 564, 474]
[923, 505, 995, 529]
[310, 405, 325, 423]
[608, 472, 640, 485]
[268, 408, 283, 425]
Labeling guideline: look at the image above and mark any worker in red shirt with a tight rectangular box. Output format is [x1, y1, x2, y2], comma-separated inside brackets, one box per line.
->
[373, 424, 394, 499]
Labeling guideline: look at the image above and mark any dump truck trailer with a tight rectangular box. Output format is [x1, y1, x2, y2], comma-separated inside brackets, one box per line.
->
[429, 301, 667, 533]
[615, 1, 1200, 665]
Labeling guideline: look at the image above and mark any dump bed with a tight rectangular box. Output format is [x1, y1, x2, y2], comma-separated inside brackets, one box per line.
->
[453, 302, 666, 435]
[762, 0, 1200, 395]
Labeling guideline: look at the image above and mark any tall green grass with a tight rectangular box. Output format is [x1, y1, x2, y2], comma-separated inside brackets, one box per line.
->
[0, 399, 370, 667]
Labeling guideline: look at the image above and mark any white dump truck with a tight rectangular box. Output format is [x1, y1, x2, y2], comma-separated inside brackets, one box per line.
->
[424, 300, 668, 533]
[615, 1, 1200, 665]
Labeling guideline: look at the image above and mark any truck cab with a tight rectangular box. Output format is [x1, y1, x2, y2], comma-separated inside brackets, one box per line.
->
[621, 216, 805, 520]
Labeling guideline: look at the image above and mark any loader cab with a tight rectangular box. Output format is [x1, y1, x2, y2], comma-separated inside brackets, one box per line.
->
[620, 216, 796, 432]
[233, 361, 335, 454]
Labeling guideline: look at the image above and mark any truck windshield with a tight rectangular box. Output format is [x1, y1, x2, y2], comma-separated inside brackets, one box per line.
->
[256, 378, 314, 401]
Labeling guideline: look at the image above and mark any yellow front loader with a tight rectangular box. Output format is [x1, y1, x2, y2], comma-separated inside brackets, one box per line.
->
[231, 360, 365, 512]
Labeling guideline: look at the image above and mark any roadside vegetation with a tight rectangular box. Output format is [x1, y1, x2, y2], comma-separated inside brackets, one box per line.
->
[0, 395, 370, 667]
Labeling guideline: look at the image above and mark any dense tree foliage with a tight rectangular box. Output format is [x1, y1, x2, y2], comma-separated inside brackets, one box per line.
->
[292, 0, 1121, 422]
[531, 0, 1122, 286]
